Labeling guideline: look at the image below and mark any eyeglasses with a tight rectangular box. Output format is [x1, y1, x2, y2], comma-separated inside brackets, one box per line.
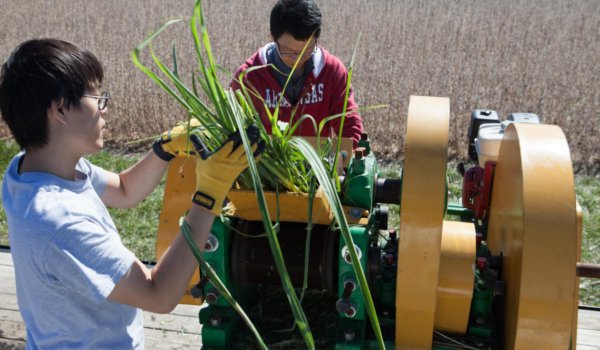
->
[83, 91, 110, 110]
[276, 40, 318, 60]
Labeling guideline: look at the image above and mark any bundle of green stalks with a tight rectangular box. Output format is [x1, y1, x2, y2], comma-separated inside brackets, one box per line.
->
[133, 0, 385, 348]
[132, 8, 332, 194]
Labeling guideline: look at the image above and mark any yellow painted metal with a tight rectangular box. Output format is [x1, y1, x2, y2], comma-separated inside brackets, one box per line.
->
[156, 157, 203, 305]
[486, 123, 578, 349]
[227, 186, 333, 224]
[228, 188, 368, 225]
[435, 221, 476, 334]
[157, 137, 356, 305]
[395, 96, 449, 349]
[571, 202, 583, 350]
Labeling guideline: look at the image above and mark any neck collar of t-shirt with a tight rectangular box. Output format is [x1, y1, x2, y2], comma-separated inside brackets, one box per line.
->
[10, 153, 89, 192]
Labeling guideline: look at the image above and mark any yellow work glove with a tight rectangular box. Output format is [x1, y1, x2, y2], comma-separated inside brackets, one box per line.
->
[190, 124, 265, 215]
[153, 119, 201, 161]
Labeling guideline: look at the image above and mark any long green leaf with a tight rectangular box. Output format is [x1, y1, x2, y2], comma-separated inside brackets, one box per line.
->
[289, 137, 386, 350]
[300, 177, 317, 303]
[331, 33, 362, 185]
[191, 0, 233, 132]
[179, 219, 267, 349]
[229, 90, 315, 349]
[132, 19, 194, 114]
[148, 45, 219, 129]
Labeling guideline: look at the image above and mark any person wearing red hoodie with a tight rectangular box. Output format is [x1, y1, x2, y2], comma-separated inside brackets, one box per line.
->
[231, 0, 363, 148]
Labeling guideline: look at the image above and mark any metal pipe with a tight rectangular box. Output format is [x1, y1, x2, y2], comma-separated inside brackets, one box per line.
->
[375, 178, 402, 205]
[577, 262, 600, 279]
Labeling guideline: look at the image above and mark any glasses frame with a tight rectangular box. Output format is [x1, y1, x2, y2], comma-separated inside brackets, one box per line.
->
[83, 91, 110, 111]
[276, 39, 318, 60]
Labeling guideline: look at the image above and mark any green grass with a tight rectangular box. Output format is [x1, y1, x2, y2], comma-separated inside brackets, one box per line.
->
[0, 139, 163, 261]
[86, 151, 164, 262]
[576, 176, 600, 306]
[0, 139, 20, 246]
[0, 140, 598, 305]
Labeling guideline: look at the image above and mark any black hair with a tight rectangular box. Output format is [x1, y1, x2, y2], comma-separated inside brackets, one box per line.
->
[0, 38, 104, 150]
[270, 0, 322, 41]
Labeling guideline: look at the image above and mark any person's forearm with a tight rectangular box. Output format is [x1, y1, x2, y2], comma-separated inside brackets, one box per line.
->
[107, 204, 215, 313]
[103, 151, 169, 208]
[149, 205, 214, 312]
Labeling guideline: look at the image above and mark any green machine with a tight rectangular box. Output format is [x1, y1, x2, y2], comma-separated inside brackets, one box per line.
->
[189, 134, 496, 349]
[158, 97, 582, 349]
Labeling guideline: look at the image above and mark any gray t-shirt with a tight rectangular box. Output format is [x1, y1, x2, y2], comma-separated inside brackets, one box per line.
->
[2, 153, 143, 349]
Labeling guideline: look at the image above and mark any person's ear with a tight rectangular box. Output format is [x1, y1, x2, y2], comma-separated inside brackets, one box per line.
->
[49, 100, 67, 124]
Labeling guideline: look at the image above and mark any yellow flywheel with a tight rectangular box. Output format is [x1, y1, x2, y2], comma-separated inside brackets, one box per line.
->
[395, 96, 450, 349]
[486, 122, 579, 349]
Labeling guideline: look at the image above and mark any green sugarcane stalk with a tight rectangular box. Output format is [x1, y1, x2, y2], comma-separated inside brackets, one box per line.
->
[179, 218, 267, 349]
[290, 138, 386, 350]
[230, 89, 316, 349]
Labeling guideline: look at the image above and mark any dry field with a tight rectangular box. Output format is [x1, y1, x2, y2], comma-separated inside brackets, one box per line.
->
[0, 0, 599, 172]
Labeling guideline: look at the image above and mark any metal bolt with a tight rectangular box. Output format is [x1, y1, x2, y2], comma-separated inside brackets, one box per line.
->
[349, 207, 363, 219]
[204, 234, 219, 252]
[209, 315, 222, 327]
[344, 279, 357, 292]
[384, 253, 395, 266]
[190, 285, 203, 299]
[205, 289, 219, 304]
[341, 244, 362, 264]
[343, 329, 355, 341]
[475, 315, 486, 325]
[345, 306, 357, 318]
[336, 299, 350, 314]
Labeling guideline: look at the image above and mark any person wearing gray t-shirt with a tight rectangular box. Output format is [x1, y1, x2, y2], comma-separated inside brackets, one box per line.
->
[0, 38, 263, 349]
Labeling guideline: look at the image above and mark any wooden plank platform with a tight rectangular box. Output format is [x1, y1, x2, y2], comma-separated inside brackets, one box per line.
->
[1, 249, 599, 349]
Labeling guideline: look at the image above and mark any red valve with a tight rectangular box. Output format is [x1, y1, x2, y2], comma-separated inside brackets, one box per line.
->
[477, 257, 487, 271]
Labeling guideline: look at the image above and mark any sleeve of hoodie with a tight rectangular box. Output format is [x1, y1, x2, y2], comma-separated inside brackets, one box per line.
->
[230, 63, 245, 92]
[326, 57, 363, 148]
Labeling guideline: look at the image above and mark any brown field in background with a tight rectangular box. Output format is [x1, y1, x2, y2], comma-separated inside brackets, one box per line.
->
[1, 0, 599, 172]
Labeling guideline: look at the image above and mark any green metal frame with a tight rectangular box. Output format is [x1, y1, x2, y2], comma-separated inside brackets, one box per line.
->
[194, 145, 498, 349]
[199, 217, 240, 349]
[342, 152, 377, 211]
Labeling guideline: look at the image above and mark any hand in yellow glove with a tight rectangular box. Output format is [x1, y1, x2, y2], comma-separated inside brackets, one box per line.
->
[190, 124, 265, 215]
[153, 119, 201, 161]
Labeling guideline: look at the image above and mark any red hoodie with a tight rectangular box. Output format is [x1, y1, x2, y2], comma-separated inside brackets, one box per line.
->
[231, 43, 363, 147]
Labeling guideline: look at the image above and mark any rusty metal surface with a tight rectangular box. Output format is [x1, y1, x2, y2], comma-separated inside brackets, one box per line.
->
[577, 263, 600, 279]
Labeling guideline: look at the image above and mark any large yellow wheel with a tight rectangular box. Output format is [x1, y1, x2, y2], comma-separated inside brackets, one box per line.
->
[486, 123, 579, 349]
[395, 96, 450, 349]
